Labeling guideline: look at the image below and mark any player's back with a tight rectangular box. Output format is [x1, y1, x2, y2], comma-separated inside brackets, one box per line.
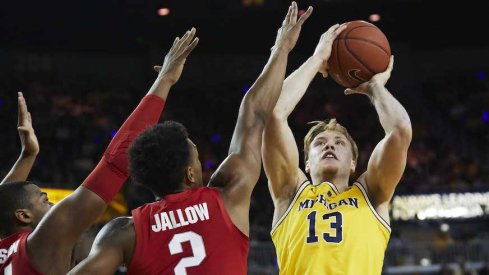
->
[128, 186, 249, 275]
[0, 230, 42, 275]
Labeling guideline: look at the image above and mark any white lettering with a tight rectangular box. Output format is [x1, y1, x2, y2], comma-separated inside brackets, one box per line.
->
[152, 214, 162, 232]
[160, 213, 173, 231]
[0, 248, 7, 264]
[185, 207, 198, 224]
[0, 240, 20, 264]
[169, 211, 181, 228]
[176, 209, 189, 226]
[151, 203, 210, 232]
[194, 203, 209, 220]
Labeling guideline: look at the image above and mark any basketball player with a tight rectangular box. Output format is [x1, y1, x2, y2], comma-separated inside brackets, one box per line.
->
[68, 3, 315, 275]
[0, 28, 199, 274]
[1, 92, 39, 185]
[262, 35, 412, 273]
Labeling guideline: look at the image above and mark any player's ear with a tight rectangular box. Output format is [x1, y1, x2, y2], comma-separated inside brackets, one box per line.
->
[305, 160, 310, 174]
[350, 159, 356, 174]
[14, 209, 34, 225]
[184, 166, 198, 188]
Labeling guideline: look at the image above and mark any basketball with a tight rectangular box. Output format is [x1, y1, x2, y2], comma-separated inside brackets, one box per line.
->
[328, 21, 391, 88]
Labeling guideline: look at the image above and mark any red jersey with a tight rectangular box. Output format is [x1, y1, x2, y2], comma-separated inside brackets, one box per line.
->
[0, 230, 42, 275]
[127, 187, 249, 275]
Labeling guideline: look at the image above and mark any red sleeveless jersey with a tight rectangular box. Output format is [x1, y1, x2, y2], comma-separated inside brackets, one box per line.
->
[0, 230, 42, 275]
[127, 187, 249, 275]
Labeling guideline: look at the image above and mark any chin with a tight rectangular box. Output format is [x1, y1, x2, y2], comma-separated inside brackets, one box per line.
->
[320, 165, 339, 175]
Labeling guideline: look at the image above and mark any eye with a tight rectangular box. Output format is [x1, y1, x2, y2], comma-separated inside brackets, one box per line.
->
[315, 141, 324, 146]
[336, 140, 345, 145]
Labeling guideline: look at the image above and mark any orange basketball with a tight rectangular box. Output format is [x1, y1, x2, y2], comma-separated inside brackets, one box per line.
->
[328, 21, 391, 88]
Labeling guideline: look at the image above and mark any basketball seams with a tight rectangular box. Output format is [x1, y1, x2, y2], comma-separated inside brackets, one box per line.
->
[344, 25, 390, 55]
[336, 37, 390, 56]
[343, 37, 375, 77]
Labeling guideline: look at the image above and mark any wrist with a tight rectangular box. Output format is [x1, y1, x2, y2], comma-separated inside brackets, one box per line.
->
[271, 45, 290, 54]
[308, 55, 325, 69]
[368, 81, 386, 98]
[20, 150, 38, 159]
[156, 74, 177, 86]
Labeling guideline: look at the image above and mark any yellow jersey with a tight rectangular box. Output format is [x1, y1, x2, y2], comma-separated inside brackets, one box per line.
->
[271, 181, 391, 275]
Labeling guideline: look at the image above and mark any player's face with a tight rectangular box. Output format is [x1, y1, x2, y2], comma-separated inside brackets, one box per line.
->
[307, 130, 355, 178]
[188, 139, 204, 187]
[25, 184, 54, 227]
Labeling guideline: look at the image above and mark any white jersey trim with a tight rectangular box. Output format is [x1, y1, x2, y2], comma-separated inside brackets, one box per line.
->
[270, 180, 310, 236]
[354, 182, 391, 233]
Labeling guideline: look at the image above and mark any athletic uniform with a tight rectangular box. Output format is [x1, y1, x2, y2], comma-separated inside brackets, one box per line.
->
[128, 187, 249, 275]
[0, 230, 42, 275]
[272, 181, 390, 275]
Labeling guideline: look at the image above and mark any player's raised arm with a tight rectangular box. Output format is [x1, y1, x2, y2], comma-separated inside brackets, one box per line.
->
[1, 92, 39, 185]
[208, 2, 312, 235]
[262, 24, 346, 214]
[346, 56, 412, 217]
[27, 29, 198, 274]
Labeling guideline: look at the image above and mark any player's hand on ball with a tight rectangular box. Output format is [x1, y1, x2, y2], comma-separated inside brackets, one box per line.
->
[313, 23, 348, 78]
[344, 55, 394, 98]
[154, 28, 199, 85]
[273, 1, 312, 53]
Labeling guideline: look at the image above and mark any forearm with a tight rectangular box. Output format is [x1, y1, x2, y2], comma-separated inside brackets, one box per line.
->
[83, 95, 165, 203]
[371, 83, 411, 136]
[274, 56, 323, 118]
[147, 75, 174, 100]
[246, 47, 289, 122]
[1, 152, 37, 184]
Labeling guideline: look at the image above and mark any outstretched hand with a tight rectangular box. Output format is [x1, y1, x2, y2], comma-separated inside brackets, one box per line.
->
[154, 28, 199, 85]
[17, 92, 39, 157]
[273, 2, 313, 53]
[313, 23, 348, 78]
[344, 55, 394, 98]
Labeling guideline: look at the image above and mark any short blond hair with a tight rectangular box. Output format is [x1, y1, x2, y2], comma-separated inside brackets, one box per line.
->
[303, 119, 358, 164]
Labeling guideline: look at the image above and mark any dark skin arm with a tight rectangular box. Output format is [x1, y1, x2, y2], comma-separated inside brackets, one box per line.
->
[208, 2, 312, 236]
[67, 217, 136, 275]
[1, 92, 39, 185]
[27, 29, 199, 274]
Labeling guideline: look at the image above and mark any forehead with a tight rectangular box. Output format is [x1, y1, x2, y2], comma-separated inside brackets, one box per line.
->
[24, 184, 42, 197]
[187, 139, 199, 154]
[313, 130, 347, 141]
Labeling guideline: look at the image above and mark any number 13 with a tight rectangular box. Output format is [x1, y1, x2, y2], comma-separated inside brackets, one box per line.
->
[306, 211, 343, 244]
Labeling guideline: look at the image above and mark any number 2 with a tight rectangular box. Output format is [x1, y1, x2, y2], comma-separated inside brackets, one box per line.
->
[306, 211, 343, 244]
[168, 231, 206, 275]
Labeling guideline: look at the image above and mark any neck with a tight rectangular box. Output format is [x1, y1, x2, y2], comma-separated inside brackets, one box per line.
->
[311, 172, 350, 193]
[0, 225, 32, 238]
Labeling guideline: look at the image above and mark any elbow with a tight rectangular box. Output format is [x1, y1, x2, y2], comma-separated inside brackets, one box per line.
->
[393, 120, 412, 146]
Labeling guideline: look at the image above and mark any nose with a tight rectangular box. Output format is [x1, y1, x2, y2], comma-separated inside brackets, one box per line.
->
[324, 142, 335, 150]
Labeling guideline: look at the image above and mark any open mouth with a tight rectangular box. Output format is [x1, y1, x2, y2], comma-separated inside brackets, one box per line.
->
[322, 151, 338, 160]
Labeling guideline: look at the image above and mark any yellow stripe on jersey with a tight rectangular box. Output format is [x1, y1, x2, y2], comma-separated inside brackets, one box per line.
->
[271, 181, 390, 275]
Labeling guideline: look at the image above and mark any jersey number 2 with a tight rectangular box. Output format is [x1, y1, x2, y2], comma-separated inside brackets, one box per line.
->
[169, 231, 206, 275]
[306, 211, 343, 244]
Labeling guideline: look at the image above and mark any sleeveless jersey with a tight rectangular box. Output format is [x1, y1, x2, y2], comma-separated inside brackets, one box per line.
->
[127, 187, 249, 275]
[0, 230, 42, 275]
[271, 181, 391, 275]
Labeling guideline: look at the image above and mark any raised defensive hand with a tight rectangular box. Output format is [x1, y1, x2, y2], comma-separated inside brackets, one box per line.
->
[17, 92, 39, 157]
[273, 1, 313, 53]
[153, 28, 199, 84]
